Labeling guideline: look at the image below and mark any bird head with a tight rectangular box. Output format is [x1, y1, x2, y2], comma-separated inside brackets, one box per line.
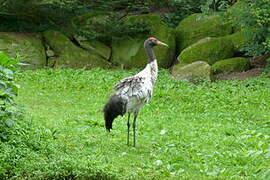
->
[145, 37, 168, 48]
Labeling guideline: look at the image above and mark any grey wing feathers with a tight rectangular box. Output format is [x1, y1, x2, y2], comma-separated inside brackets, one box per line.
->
[114, 76, 148, 100]
[114, 76, 144, 91]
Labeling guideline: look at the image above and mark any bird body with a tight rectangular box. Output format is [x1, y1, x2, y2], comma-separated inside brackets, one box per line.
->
[103, 37, 168, 146]
[115, 59, 158, 114]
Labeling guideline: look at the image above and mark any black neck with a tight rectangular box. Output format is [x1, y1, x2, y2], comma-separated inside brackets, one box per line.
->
[144, 44, 156, 63]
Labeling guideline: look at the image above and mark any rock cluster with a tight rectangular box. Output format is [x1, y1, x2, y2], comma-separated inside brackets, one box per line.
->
[0, 11, 251, 80]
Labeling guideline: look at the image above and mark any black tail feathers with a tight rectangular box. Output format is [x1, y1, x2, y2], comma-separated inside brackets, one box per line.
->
[103, 94, 126, 132]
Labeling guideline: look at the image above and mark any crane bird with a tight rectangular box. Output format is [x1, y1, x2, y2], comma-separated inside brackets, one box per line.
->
[103, 37, 168, 147]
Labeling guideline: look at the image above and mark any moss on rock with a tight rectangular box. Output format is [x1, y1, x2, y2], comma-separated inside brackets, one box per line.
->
[0, 32, 46, 69]
[176, 13, 233, 52]
[172, 61, 212, 81]
[226, 31, 246, 50]
[224, 30, 251, 53]
[211, 57, 250, 75]
[43, 30, 73, 56]
[111, 14, 175, 69]
[43, 30, 111, 69]
[178, 37, 234, 65]
[76, 39, 111, 60]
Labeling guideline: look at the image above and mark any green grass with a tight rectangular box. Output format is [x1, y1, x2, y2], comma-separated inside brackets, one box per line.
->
[1, 68, 270, 179]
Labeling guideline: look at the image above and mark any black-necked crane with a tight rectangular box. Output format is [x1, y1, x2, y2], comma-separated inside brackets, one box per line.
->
[103, 37, 168, 147]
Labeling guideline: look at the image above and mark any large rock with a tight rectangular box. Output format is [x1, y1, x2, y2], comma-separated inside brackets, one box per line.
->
[0, 32, 46, 69]
[178, 37, 234, 65]
[176, 13, 233, 52]
[211, 57, 250, 75]
[42, 30, 111, 69]
[226, 31, 246, 50]
[225, 30, 251, 52]
[71, 11, 112, 60]
[172, 61, 212, 81]
[74, 37, 111, 61]
[111, 14, 175, 69]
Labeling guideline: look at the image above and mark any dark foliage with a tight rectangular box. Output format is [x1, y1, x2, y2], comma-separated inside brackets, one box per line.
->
[0, 0, 207, 33]
[235, 0, 270, 57]
[71, 12, 151, 44]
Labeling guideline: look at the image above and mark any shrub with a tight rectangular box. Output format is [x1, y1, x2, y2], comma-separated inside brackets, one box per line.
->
[0, 0, 207, 35]
[162, 0, 208, 27]
[201, 0, 237, 13]
[71, 12, 151, 44]
[228, 0, 270, 57]
[263, 57, 270, 75]
[0, 52, 22, 141]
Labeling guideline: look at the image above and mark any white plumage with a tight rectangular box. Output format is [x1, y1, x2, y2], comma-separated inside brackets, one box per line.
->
[103, 37, 168, 147]
[115, 60, 158, 114]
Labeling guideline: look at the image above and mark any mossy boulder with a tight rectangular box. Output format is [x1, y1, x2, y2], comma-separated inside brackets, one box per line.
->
[224, 30, 251, 52]
[211, 57, 250, 75]
[226, 31, 246, 50]
[172, 61, 212, 81]
[75, 37, 111, 60]
[176, 13, 233, 52]
[0, 32, 46, 69]
[43, 30, 110, 69]
[178, 37, 234, 65]
[111, 14, 175, 69]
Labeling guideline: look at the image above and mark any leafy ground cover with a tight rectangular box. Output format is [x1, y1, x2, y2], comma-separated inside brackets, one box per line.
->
[0, 68, 270, 179]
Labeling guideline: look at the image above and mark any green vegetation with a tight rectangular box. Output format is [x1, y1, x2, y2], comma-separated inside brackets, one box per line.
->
[0, 52, 22, 141]
[0, 32, 46, 69]
[225, 31, 249, 52]
[71, 11, 152, 44]
[0, 0, 207, 31]
[212, 57, 250, 75]
[178, 37, 234, 65]
[0, 68, 269, 179]
[161, 0, 208, 27]
[264, 57, 270, 75]
[176, 13, 233, 51]
[0, 0, 207, 44]
[202, 0, 236, 12]
[228, 0, 270, 56]
[0, 1, 269, 179]
[0, 0, 268, 58]
[43, 30, 111, 69]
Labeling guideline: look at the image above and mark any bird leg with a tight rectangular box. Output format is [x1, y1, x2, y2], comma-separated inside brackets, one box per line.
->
[133, 113, 138, 147]
[127, 113, 131, 146]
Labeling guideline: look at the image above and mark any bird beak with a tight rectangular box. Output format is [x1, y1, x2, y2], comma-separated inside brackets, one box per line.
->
[157, 41, 168, 47]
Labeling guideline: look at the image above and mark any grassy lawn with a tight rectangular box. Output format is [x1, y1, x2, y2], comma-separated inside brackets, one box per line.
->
[1, 68, 270, 179]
